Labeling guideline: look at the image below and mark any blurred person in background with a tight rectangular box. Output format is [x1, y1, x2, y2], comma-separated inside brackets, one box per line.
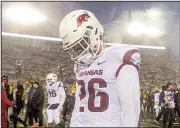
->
[142, 91, 147, 111]
[60, 87, 70, 127]
[147, 90, 154, 117]
[2, 75, 14, 122]
[163, 82, 175, 128]
[172, 83, 180, 123]
[21, 84, 26, 114]
[154, 90, 160, 117]
[154, 86, 166, 124]
[2, 75, 14, 102]
[178, 86, 180, 119]
[62, 87, 70, 119]
[1, 78, 13, 128]
[24, 82, 35, 124]
[46, 73, 66, 127]
[68, 91, 75, 117]
[24, 82, 38, 125]
[21, 92, 25, 114]
[29, 81, 44, 127]
[140, 90, 145, 122]
[10, 84, 28, 128]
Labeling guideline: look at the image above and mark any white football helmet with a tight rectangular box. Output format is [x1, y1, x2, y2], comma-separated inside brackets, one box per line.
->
[46, 73, 57, 85]
[59, 10, 104, 65]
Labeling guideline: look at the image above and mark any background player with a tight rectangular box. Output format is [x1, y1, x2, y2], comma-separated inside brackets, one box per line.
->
[154, 90, 160, 117]
[59, 10, 141, 127]
[46, 73, 66, 127]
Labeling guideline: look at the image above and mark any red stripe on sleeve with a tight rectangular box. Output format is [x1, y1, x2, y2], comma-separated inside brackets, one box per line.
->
[115, 49, 139, 78]
[123, 49, 139, 63]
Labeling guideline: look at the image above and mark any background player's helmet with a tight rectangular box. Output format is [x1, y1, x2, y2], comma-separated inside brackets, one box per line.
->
[59, 10, 104, 65]
[46, 73, 57, 85]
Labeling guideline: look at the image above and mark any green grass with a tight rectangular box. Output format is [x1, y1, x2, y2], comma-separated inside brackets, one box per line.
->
[140, 112, 180, 128]
[9, 109, 180, 128]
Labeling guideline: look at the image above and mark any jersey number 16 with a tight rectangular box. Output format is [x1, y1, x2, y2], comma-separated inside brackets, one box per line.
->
[48, 90, 57, 97]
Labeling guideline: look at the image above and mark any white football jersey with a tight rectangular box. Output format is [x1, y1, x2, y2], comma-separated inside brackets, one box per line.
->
[71, 45, 141, 127]
[154, 93, 160, 105]
[46, 81, 64, 104]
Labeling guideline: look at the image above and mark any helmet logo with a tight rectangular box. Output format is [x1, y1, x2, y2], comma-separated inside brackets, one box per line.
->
[73, 13, 90, 32]
[77, 13, 90, 27]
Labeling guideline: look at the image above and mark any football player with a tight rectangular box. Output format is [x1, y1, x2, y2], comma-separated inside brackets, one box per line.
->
[46, 73, 66, 127]
[154, 90, 160, 117]
[59, 10, 141, 127]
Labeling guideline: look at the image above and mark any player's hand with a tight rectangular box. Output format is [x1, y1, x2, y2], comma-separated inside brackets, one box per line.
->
[55, 108, 61, 114]
[57, 106, 62, 112]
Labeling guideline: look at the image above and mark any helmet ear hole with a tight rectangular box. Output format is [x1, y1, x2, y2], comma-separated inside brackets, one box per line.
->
[95, 28, 98, 35]
[84, 30, 91, 36]
[86, 26, 93, 30]
[99, 34, 103, 40]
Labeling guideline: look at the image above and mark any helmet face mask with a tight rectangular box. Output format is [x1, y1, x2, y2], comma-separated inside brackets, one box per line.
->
[46, 73, 57, 85]
[60, 10, 104, 65]
[66, 35, 90, 58]
[64, 30, 102, 65]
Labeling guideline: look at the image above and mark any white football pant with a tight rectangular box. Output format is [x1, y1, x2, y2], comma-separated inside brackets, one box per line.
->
[154, 105, 160, 117]
[47, 109, 61, 124]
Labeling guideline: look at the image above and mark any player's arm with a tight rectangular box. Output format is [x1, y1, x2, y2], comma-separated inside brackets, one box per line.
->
[117, 65, 140, 127]
[57, 82, 66, 111]
[116, 48, 141, 127]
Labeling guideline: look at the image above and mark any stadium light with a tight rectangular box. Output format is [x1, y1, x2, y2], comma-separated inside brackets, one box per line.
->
[6, 7, 46, 23]
[2, 32, 62, 42]
[127, 22, 145, 36]
[2, 32, 165, 50]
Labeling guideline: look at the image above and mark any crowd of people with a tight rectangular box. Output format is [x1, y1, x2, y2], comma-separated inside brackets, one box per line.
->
[2, 73, 180, 128]
[140, 82, 180, 127]
[1, 75, 76, 127]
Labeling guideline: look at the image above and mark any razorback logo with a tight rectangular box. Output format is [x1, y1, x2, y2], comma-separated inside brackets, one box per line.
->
[73, 13, 90, 32]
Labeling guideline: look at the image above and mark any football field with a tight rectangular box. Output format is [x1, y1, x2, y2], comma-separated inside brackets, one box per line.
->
[140, 112, 180, 128]
[9, 108, 180, 128]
